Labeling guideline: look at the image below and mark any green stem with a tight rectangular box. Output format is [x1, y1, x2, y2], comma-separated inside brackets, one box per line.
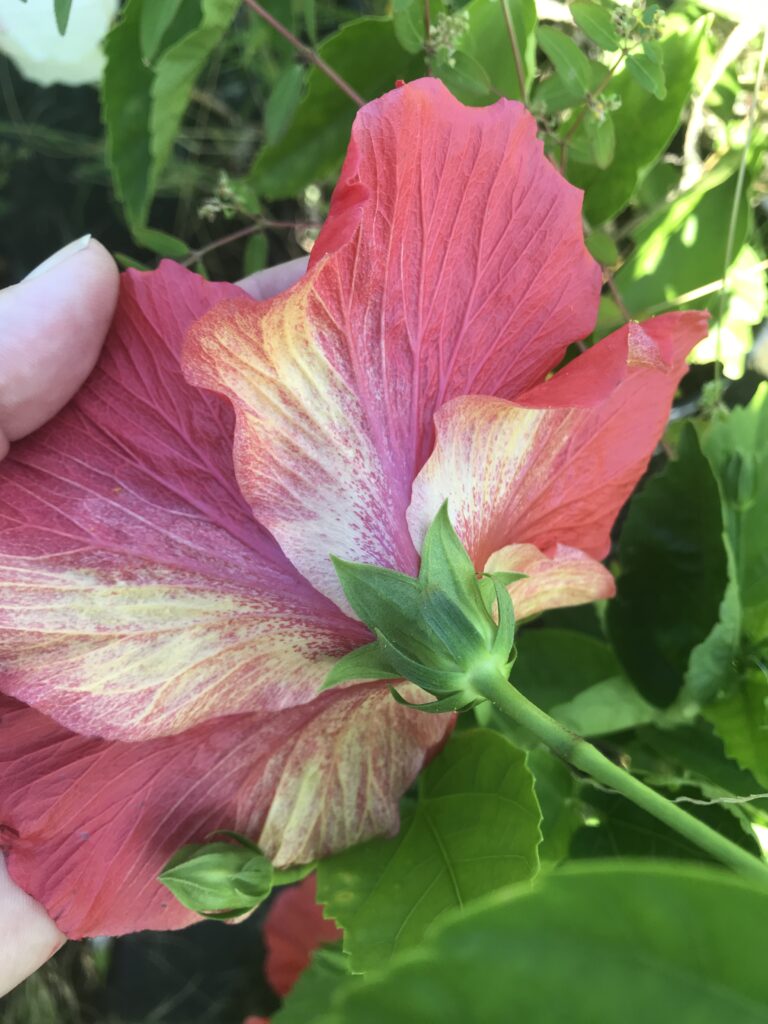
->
[473, 667, 768, 884]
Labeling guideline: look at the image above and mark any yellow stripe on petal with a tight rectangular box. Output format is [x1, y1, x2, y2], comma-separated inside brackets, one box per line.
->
[185, 274, 417, 613]
[0, 263, 366, 743]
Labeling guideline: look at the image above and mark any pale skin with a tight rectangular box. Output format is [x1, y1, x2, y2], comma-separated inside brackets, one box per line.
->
[0, 238, 308, 997]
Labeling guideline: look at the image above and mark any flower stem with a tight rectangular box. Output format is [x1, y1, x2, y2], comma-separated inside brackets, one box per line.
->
[242, 0, 364, 107]
[499, 0, 527, 104]
[472, 667, 768, 884]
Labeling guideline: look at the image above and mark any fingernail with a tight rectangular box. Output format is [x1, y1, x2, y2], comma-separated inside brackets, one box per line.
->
[24, 235, 92, 281]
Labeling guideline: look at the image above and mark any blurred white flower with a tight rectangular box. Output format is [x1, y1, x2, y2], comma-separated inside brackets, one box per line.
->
[0, 0, 119, 87]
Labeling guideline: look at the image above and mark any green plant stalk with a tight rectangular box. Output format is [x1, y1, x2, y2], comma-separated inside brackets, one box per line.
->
[472, 665, 768, 884]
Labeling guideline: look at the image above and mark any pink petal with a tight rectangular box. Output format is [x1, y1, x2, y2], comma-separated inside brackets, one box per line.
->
[485, 543, 615, 620]
[263, 876, 342, 997]
[184, 78, 600, 607]
[408, 312, 709, 570]
[0, 687, 448, 938]
[0, 263, 368, 741]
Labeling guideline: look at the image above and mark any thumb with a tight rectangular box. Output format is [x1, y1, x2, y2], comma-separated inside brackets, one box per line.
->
[0, 236, 119, 458]
[0, 856, 65, 998]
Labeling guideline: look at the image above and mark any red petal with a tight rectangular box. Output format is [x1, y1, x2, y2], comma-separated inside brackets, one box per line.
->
[0, 687, 447, 938]
[0, 263, 371, 741]
[408, 312, 709, 569]
[486, 543, 615, 620]
[184, 78, 600, 608]
[263, 876, 342, 997]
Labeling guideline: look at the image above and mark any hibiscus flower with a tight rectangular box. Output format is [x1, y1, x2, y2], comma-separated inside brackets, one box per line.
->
[0, 78, 707, 940]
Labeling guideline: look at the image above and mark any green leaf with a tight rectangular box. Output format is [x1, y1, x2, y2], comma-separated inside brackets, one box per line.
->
[536, 25, 592, 95]
[585, 111, 615, 169]
[534, 58, 606, 114]
[316, 730, 540, 972]
[571, 2, 620, 50]
[264, 64, 306, 146]
[571, 784, 759, 861]
[242, 232, 268, 277]
[103, 0, 155, 229]
[319, 863, 768, 1024]
[607, 425, 728, 708]
[54, 0, 73, 35]
[635, 723, 768, 821]
[452, 0, 537, 104]
[133, 225, 190, 258]
[512, 628, 626, 711]
[705, 669, 768, 789]
[682, 392, 768, 710]
[104, 0, 240, 232]
[643, 38, 663, 64]
[568, 14, 708, 224]
[149, 0, 240, 203]
[550, 675, 658, 737]
[392, 0, 426, 54]
[139, 0, 186, 61]
[251, 18, 424, 199]
[434, 50, 494, 105]
[159, 841, 273, 917]
[527, 747, 582, 865]
[585, 230, 619, 266]
[302, 0, 317, 43]
[626, 52, 667, 99]
[273, 946, 352, 1024]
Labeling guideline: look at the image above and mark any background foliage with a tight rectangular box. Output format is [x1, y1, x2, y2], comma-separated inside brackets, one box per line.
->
[1, 0, 767, 1019]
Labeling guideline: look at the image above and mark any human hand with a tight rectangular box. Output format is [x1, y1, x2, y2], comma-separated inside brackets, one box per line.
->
[0, 237, 307, 997]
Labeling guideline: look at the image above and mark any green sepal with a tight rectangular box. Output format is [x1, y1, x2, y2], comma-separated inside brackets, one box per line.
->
[332, 557, 437, 663]
[491, 577, 518, 663]
[322, 641, 400, 691]
[375, 630, 467, 693]
[273, 862, 317, 887]
[478, 571, 526, 616]
[389, 686, 484, 714]
[418, 587, 488, 665]
[418, 503, 490, 631]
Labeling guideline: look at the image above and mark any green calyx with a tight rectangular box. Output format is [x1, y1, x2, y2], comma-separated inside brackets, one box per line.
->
[325, 503, 521, 712]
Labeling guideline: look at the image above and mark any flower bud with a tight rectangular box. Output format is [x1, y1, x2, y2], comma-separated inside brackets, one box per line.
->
[159, 840, 273, 918]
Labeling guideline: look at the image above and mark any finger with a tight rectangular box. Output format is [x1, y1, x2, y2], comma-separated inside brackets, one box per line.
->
[237, 256, 308, 301]
[0, 856, 65, 998]
[0, 237, 119, 455]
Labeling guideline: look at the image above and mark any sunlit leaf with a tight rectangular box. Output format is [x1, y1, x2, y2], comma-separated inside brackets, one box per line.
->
[626, 52, 667, 99]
